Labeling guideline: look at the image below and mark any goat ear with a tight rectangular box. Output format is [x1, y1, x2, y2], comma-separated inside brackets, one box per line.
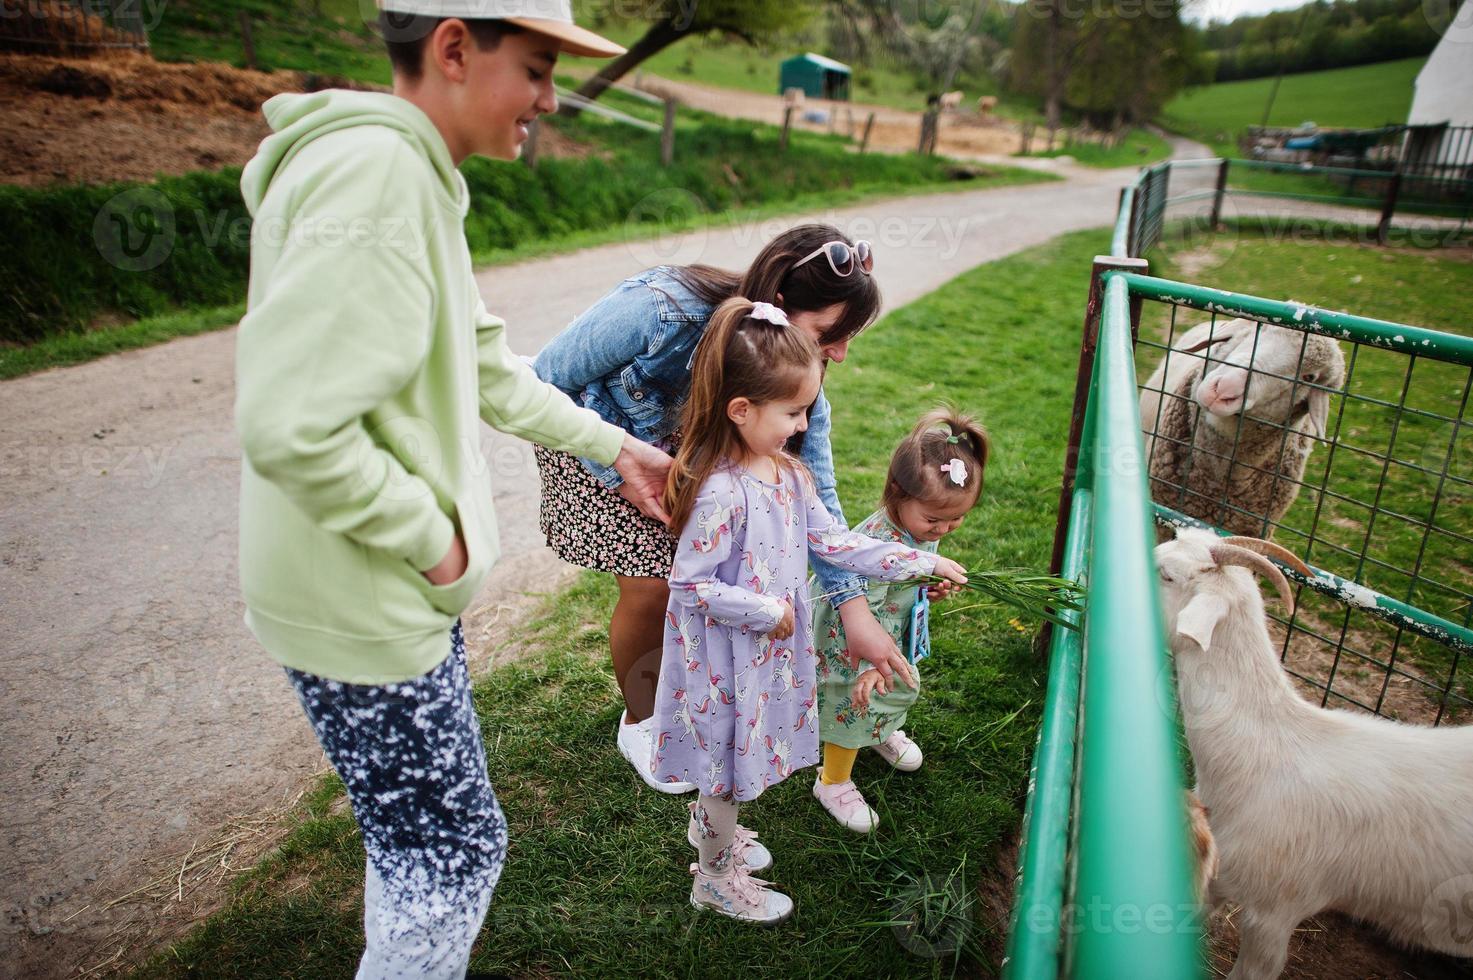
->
[1302, 388, 1330, 440]
[1176, 592, 1229, 653]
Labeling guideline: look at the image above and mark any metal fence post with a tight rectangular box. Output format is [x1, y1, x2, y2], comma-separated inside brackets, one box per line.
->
[780, 105, 793, 152]
[1125, 185, 1142, 258]
[1047, 254, 1150, 580]
[1209, 159, 1230, 229]
[1377, 171, 1402, 245]
[859, 112, 875, 154]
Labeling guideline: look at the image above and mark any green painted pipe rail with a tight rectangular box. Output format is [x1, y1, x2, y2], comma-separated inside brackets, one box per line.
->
[1154, 504, 1473, 657]
[1002, 486, 1090, 979]
[1068, 273, 1204, 979]
[1106, 271, 1473, 366]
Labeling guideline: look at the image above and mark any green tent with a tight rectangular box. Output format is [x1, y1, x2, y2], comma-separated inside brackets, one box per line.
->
[778, 53, 851, 101]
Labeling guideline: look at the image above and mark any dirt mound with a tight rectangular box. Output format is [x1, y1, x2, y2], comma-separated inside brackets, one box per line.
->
[0, 50, 590, 186]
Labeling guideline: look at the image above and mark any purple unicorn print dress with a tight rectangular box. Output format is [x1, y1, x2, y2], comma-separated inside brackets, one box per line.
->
[651, 463, 938, 802]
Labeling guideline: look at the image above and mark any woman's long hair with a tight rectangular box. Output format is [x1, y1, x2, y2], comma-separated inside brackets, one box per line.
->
[668, 224, 881, 346]
[663, 298, 823, 534]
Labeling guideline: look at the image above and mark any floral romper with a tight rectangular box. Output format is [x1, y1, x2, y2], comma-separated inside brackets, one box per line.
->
[813, 509, 937, 750]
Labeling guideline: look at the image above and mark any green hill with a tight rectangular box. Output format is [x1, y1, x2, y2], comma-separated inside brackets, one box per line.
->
[1161, 57, 1426, 157]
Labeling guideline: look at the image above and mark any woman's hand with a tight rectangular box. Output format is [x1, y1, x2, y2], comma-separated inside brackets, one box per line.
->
[838, 598, 915, 693]
[851, 668, 886, 713]
[769, 598, 795, 641]
[612, 434, 672, 526]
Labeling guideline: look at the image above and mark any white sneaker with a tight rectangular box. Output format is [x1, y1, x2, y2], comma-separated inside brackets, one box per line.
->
[812, 776, 879, 833]
[872, 729, 924, 772]
[617, 716, 695, 794]
[686, 803, 773, 873]
[689, 862, 794, 925]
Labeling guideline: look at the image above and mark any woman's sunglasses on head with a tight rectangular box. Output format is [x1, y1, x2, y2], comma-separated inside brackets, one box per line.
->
[792, 240, 873, 278]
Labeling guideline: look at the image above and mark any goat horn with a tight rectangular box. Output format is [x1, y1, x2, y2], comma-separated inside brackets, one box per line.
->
[1218, 536, 1313, 579]
[1210, 544, 1297, 616]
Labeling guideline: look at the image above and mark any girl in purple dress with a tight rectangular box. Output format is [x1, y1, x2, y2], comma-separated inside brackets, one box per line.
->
[649, 297, 968, 924]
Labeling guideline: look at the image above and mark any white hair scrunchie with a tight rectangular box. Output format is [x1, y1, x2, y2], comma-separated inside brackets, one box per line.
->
[748, 301, 790, 327]
[940, 458, 968, 487]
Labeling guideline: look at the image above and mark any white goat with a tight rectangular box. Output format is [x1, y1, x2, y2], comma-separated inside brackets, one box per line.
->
[1141, 318, 1346, 537]
[1156, 528, 1473, 979]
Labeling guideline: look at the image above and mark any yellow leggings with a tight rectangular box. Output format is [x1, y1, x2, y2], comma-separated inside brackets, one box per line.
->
[820, 743, 860, 785]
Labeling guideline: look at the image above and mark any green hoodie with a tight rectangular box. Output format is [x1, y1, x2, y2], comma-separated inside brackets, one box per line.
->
[236, 90, 622, 683]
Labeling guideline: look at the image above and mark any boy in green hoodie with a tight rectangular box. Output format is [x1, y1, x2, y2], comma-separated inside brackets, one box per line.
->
[235, 3, 658, 974]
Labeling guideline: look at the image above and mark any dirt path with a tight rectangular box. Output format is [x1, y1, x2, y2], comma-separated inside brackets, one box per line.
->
[626, 74, 1027, 159]
[29, 131, 1460, 977]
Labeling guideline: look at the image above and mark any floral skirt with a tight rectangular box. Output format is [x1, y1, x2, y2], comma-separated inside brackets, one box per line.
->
[532, 444, 676, 579]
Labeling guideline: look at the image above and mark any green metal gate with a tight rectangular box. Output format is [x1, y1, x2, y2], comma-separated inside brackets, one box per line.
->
[1003, 162, 1473, 978]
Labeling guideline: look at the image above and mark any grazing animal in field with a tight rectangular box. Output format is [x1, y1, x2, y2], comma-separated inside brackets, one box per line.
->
[1140, 317, 1346, 537]
[1156, 529, 1473, 979]
[938, 90, 963, 111]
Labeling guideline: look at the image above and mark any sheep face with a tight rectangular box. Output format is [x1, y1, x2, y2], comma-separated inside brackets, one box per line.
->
[1190, 320, 1345, 440]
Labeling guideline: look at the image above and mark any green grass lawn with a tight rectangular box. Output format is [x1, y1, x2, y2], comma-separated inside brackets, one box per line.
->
[1143, 220, 1472, 719]
[1161, 57, 1426, 159]
[128, 228, 1119, 978]
[1021, 128, 1173, 169]
[146, 0, 391, 83]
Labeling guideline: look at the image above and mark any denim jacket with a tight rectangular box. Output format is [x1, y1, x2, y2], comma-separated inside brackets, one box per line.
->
[533, 266, 866, 608]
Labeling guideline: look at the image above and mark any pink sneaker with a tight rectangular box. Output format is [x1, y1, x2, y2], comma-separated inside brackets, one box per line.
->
[872, 729, 923, 772]
[812, 776, 878, 833]
[689, 862, 794, 925]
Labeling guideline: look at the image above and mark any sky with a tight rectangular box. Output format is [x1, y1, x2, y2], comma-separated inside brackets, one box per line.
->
[1183, 0, 1315, 24]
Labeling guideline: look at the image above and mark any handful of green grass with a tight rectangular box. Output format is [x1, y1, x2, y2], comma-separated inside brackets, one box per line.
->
[918, 569, 1086, 632]
[816, 568, 1085, 632]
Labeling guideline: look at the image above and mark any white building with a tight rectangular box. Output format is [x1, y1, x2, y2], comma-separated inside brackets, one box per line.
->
[1404, 15, 1473, 174]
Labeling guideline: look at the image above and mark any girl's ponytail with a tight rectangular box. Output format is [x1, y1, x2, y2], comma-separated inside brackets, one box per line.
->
[663, 298, 823, 533]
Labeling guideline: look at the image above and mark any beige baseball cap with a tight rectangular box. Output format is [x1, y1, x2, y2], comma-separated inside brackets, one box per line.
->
[375, 0, 626, 58]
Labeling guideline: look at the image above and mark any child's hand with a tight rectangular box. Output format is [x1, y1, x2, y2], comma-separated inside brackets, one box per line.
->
[769, 598, 795, 641]
[933, 556, 968, 587]
[927, 580, 963, 601]
[852, 668, 887, 712]
[423, 535, 468, 585]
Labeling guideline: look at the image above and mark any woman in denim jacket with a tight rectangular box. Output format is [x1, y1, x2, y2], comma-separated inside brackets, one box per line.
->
[533, 224, 917, 793]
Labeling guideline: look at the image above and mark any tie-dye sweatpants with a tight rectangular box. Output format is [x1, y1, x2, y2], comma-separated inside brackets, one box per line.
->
[285, 623, 507, 979]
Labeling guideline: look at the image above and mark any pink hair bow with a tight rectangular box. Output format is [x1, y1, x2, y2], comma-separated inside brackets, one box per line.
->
[749, 302, 789, 327]
[940, 458, 968, 486]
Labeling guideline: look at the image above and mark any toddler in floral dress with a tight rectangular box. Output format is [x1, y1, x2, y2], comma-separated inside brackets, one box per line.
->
[811, 408, 989, 832]
[649, 299, 968, 924]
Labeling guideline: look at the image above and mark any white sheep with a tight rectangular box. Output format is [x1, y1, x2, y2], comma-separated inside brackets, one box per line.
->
[1140, 317, 1346, 537]
[1156, 528, 1473, 979]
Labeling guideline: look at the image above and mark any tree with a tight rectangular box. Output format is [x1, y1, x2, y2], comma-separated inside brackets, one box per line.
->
[563, 0, 815, 113]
